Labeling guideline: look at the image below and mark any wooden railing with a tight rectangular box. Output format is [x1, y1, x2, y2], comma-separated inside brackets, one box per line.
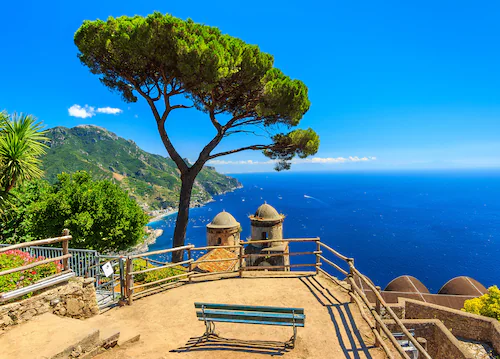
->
[125, 244, 194, 304]
[239, 237, 321, 271]
[0, 229, 74, 302]
[121, 237, 432, 359]
[318, 242, 432, 359]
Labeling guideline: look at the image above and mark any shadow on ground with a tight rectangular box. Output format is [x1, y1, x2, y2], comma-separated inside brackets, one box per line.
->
[300, 276, 375, 359]
[171, 333, 291, 356]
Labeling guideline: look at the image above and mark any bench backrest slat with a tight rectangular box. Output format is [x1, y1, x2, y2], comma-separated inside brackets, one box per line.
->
[194, 302, 304, 314]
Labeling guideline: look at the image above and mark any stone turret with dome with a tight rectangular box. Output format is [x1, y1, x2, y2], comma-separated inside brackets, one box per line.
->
[249, 202, 285, 241]
[206, 210, 241, 251]
[246, 202, 289, 270]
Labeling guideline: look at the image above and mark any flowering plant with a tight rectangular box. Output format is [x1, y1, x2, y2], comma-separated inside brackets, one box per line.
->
[0, 250, 62, 296]
[463, 286, 500, 321]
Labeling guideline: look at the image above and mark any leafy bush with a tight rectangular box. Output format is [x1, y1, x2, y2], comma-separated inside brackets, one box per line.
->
[132, 258, 185, 287]
[462, 286, 500, 321]
[0, 250, 61, 296]
[1, 171, 149, 252]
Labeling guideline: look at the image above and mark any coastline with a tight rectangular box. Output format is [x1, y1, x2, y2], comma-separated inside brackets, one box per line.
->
[106, 228, 164, 256]
[146, 183, 244, 225]
[116, 182, 245, 255]
[147, 208, 178, 224]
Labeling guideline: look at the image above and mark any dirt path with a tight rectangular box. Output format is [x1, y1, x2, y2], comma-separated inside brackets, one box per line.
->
[1, 274, 388, 359]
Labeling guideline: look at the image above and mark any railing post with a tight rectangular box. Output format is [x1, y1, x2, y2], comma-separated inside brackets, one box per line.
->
[119, 257, 126, 299]
[315, 239, 321, 275]
[187, 247, 192, 283]
[375, 285, 382, 347]
[126, 256, 133, 305]
[348, 258, 355, 303]
[238, 245, 244, 277]
[62, 229, 70, 271]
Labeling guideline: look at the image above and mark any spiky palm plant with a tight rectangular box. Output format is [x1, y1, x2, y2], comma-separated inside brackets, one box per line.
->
[0, 112, 48, 194]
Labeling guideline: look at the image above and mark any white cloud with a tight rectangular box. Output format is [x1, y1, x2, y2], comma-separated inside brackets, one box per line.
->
[208, 156, 377, 166]
[68, 104, 123, 118]
[68, 104, 95, 119]
[96, 107, 122, 115]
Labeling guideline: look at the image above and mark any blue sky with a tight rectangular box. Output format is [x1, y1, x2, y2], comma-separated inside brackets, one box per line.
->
[1, 0, 499, 173]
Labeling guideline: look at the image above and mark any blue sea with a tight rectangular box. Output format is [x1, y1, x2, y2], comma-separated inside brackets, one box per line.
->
[148, 171, 500, 293]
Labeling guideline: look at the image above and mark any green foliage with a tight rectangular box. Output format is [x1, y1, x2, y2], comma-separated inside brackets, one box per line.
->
[0, 179, 50, 244]
[74, 13, 319, 170]
[264, 128, 320, 171]
[132, 258, 185, 286]
[0, 171, 148, 252]
[0, 112, 48, 212]
[42, 126, 240, 209]
[74, 12, 319, 254]
[0, 250, 60, 297]
[462, 286, 500, 321]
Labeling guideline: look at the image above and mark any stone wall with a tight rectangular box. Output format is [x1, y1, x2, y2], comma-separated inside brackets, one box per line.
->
[0, 277, 99, 330]
[250, 221, 283, 241]
[403, 298, 500, 354]
[380, 303, 404, 319]
[206, 227, 240, 251]
[386, 319, 474, 359]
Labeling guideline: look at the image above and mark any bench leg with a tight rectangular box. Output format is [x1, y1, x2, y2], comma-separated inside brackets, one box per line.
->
[204, 320, 217, 338]
[286, 324, 297, 349]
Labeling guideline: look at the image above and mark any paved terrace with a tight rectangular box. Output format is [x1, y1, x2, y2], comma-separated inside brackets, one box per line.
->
[0, 273, 391, 359]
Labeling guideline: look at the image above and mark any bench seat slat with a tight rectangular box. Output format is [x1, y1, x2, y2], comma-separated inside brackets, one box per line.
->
[194, 302, 304, 314]
[196, 317, 305, 327]
[196, 309, 305, 320]
[197, 315, 305, 326]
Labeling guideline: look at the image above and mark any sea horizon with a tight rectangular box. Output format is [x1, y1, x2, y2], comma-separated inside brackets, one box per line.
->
[149, 170, 500, 293]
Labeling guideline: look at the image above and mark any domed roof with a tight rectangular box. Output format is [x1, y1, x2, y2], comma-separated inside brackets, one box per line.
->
[207, 211, 240, 229]
[251, 203, 283, 221]
[384, 276, 430, 294]
[438, 276, 487, 296]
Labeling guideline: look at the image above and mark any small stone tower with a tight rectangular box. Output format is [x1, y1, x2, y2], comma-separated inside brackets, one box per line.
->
[246, 203, 289, 270]
[206, 211, 240, 252]
[250, 203, 284, 241]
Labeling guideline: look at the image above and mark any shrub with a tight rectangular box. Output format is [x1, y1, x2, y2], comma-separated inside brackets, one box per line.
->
[132, 258, 185, 287]
[0, 250, 61, 296]
[1, 171, 149, 252]
[462, 286, 500, 321]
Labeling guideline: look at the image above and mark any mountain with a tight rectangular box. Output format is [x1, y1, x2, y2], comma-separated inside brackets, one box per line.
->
[42, 125, 241, 210]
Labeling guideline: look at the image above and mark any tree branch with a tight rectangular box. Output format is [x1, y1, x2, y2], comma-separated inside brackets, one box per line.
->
[208, 144, 272, 160]
[224, 112, 253, 129]
[171, 104, 193, 110]
[129, 76, 189, 174]
[207, 91, 222, 132]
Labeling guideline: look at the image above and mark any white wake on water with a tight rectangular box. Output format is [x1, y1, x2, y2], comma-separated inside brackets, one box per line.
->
[304, 194, 329, 206]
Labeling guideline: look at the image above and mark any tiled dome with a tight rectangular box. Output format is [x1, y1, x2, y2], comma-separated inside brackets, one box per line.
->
[384, 276, 430, 294]
[207, 211, 240, 229]
[252, 203, 282, 221]
[438, 276, 487, 296]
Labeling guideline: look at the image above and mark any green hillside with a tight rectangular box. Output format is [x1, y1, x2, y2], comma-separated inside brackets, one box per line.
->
[42, 125, 240, 210]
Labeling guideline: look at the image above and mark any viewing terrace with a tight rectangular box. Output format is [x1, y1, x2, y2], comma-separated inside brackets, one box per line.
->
[0, 237, 435, 358]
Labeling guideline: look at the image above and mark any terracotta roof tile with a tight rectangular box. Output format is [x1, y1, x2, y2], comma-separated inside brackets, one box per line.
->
[193, 248, 238, 273]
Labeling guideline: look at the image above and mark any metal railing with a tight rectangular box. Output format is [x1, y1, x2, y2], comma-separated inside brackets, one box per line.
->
[0, 243, 98, 278]
[0, 230, 74, 302]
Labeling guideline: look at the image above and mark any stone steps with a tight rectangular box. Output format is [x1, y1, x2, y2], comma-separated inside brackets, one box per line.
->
[0, 312, 140, 359]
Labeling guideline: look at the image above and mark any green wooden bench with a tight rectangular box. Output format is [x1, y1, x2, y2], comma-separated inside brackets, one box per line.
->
[194, 302, 305, 348]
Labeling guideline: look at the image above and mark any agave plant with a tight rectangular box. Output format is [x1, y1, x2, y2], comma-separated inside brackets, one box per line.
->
[0, 112, 48, 194]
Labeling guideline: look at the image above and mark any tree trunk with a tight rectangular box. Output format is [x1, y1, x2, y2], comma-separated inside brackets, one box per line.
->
[171, 173, 196, 262]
